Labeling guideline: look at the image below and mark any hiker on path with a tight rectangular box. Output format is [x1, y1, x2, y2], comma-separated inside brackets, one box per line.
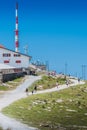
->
[32, 90, 34, 95]
[25, 88, 29, 96]
[78, 78, 80, 83]
[34, 85, 37, 92]
[65, 80, 69, 87]
[56, 82, 59, 88]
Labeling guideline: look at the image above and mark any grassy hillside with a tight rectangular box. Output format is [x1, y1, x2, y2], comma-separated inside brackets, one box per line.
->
[28, 75, 66, 91]
[2, 80, 87, 130]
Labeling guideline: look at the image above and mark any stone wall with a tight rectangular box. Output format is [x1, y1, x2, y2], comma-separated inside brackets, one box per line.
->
[0, 72, 24, 83]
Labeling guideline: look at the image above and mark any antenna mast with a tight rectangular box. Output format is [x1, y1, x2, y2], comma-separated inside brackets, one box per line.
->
[15, 2, 19, 52]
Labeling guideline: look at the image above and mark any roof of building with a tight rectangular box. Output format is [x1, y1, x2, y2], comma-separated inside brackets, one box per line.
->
[0, 63, 16, 70]
[0, 45, 32, 59]
[0, 44, 4, 48]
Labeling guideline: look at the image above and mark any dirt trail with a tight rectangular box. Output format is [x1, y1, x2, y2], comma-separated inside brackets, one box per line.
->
[0, 76, 41, 130]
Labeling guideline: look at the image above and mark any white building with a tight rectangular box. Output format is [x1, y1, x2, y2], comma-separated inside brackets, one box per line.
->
[0, 45, 31, 70]
[0, 45, 31, 82]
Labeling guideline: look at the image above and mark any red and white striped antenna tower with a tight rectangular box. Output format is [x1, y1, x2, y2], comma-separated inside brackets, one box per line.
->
[15, 2, 19, 52]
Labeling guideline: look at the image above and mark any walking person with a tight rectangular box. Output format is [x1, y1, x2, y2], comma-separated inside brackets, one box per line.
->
[65, 80, 68, 87]
[25, 88, 29, 96]
[34, 85, 37, 92]
[78, 78, 80, 83]
[56, 81, 59, 88]
[32, 90, 34, 95]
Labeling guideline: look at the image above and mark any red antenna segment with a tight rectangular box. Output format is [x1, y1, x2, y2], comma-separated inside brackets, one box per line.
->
[15, 2, 19, 52]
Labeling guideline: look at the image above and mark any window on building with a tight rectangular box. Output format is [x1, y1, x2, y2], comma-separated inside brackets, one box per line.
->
[4, 60, 9, 63]
[16, 60, 21, 63]
[14, 54, 20, 57]
[3, 53, 11, 57]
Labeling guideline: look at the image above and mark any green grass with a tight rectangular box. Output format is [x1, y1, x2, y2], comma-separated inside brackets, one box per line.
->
[0, 86, 9, 91]
[0, 127, 11, 130]
[2, 81, 87, 130]
[12, 77, 24, 82]
[29, 75, 66, 91]
[0, 77, 25, 91]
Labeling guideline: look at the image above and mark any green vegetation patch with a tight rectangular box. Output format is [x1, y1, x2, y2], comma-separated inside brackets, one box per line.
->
[2, 81, 87, 130]
[29, 75, 66, 91]
[0, 77, 25, 91]
[0, 86, 8, 91]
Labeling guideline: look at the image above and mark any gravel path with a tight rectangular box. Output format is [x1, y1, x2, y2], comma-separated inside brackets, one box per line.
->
[0, 76, 41, 130]
[0, 76, 84, 130]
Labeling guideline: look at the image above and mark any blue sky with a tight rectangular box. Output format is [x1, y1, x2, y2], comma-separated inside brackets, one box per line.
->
[0, 0, 87, 78]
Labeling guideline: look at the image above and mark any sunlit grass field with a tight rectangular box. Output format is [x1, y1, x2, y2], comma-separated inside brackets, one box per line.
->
[2, 78, 87, 130]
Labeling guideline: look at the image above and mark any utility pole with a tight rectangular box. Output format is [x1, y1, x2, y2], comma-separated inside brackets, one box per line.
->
[82, 65, 84, 80]
[46, 61, 49, 72]
[82, 65, 86, 80]
[65, 63, 68, 75]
